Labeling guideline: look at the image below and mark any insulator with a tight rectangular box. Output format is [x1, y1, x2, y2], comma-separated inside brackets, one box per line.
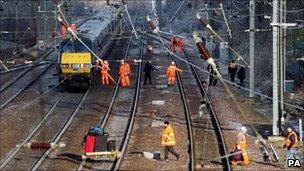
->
[30, 142, 51, 150]
[196, 42, 211, 61]
[146, 16, 156, 31]
[192, 32, 211, 61]
[198, 18, 208, 27]
[106, 0, 110, 6]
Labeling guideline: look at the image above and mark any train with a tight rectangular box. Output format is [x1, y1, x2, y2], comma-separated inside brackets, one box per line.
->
[58, 4, 122, 87]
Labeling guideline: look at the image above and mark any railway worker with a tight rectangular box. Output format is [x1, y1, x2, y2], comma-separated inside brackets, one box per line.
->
[167, 62, 183, 86]
[170, 36, 184, 53]
[119, 60, 131, 87]
[228, 60, 237, 83]
[283, 127, 300, 166]
[123, 60, 131, 86]
[161, 121, 180, 160]
[143, 61, 155, 85]
[101, 60, 110, 85]
[231, 126, 250, 166]
[170, 36, 178, 53]
[95, 59, 102, 75]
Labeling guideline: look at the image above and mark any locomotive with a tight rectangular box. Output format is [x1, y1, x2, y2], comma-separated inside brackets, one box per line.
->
[58, 5, 122, 86]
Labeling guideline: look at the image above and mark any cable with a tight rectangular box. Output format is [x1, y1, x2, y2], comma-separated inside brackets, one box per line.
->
[142, 32, 304, 112]
[266, 0, 304, 13]
[232, 1, 249, 11]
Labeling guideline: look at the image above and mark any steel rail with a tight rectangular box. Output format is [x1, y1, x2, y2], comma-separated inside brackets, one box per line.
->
[112, 33, 143, 171]
[0, 64, 31, 75]
[156, 34, 231, 171]
[0, 98, 61, 169]
[174, 60, 195, 171]
[0, 48, 54, 92]
[76, 38, 132, 171]
[31, 87, 91, 171]
[150, 35, 195, 171]
[78, 8, 142, 171]
[0, 62, 55, 111]
[145, 33, 231, 171]
[182, 50, 231, 171]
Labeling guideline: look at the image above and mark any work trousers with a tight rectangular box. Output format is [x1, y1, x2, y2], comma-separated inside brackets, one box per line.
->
[164, 146, 179, 159]
[285, 148, 300, 167]
[230, 72, 236, 82]
[231, 148, 249, 166]
[168, 76, 175, 86]
[209, 76, 217, 86]
[120, 75, 130, 87]
[144, 74, 152, 85]
[101, 74, 109, 85]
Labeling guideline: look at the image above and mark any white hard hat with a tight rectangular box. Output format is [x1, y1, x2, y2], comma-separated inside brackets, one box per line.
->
[121, 59, 124, 63]
[171, 61, 175, 65]
[240, 126, 247, 132]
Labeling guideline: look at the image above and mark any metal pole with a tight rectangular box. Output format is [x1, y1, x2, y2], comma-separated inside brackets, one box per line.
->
[279, 0, 285, 131]
[15, 1, 18, 45]
[228, 0, 233, 60]
[272, 0, 279, 135]
[283, 0, 287, 89]
[249, 0, 255, 97]
[156, 0, 162, 29]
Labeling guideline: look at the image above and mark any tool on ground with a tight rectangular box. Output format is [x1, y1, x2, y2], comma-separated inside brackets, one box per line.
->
[143, 151, 161, 160]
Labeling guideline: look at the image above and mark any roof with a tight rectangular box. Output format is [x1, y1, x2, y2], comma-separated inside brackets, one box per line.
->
[77, 5, 121, 42]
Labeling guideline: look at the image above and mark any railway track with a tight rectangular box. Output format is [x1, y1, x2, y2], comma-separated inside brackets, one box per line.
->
[0, 65, 31, 84]
[0, 88, 90, 171]
[158, 36, 195, 171]
[77, 33, 143, 171]
[0, 62, 55, 111]
[26, 36, 133, 170]
[0, 49, 54, 92]
[146, 33, 231, 170]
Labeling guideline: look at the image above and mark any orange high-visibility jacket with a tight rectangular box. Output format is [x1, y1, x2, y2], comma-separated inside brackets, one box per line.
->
[124, 63, 130, 74]
[161, 124, 176, 146]
[167, 65, 182, 77]
[101, 63, 109, 75]
[236, 132, 246, 150]
[284, 131, 300, 148]
[119, 63, 130, 76]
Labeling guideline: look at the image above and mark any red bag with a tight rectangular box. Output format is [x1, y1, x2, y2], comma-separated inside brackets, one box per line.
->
[84, 135, 96, 153]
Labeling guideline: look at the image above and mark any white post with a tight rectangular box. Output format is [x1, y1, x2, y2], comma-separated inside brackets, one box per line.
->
[272, 0, 279, 135]
[249, 0, 255, 97]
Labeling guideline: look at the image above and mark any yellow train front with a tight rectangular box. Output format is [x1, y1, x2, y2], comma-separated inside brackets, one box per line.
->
[59, 36, 93, 87]
[58, 5, 122, 87]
